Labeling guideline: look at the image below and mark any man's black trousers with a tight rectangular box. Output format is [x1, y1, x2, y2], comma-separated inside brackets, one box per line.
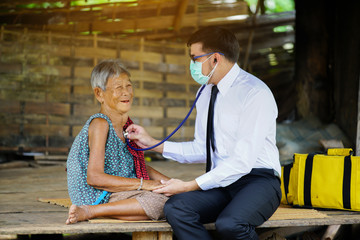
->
[164, 168, 281, 240]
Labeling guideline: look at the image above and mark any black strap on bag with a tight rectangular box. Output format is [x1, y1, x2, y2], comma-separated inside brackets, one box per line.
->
[283, 163, 293, 205]
[303, 153, 315, 207]
[343, 155, 352, 209]
[303, 153, 352, 209]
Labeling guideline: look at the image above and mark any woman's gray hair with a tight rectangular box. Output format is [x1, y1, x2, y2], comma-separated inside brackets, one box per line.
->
[90, 59, 131, 90]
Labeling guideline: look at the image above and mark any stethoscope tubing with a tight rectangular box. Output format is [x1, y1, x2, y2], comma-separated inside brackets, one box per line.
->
[125, 84, 206, 151]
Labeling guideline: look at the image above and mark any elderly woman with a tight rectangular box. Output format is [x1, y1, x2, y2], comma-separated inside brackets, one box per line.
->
[66, 59, 169, 224]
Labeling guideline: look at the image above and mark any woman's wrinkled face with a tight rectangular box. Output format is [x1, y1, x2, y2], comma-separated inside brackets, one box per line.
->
[102, 73, 133, 114]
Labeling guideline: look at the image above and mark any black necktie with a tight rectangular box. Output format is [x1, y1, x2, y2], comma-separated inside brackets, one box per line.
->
[206, 85, 219, 172]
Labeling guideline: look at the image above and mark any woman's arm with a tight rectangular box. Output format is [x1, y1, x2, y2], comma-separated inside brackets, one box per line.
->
[86, 118, 163, 192]
[146, 165, 171, 181]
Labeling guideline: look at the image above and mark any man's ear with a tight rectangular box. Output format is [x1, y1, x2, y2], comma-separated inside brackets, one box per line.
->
[211, 52, 222, 67]
[215, 52, 223, 63]
[94, 87, 104, 104]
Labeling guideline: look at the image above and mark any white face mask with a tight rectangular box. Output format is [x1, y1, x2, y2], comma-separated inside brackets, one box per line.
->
[190, 53, 218, 85]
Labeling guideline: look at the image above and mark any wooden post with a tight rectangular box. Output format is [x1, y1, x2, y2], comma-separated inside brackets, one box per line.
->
[184, 43, 190, 113]
[93, 33, 98, 105]
[93, 33, 98, 65]
[69, 33, 76, 139]
[0, 25, 4, 41]
[132, 231, 172, 240]
[242, 0, 260, 71]
[356, 76, 360, 156]
[294, 0, 332, 122]
[45, 31, 52, 155]
[132, 232, 157, 240]
[173, 0, 189, 33]
[158, 231, 173, 240]
[139, 38, 144, 126]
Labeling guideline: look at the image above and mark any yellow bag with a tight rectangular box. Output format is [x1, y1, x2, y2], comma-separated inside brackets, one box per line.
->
[281, 148, 360, 211]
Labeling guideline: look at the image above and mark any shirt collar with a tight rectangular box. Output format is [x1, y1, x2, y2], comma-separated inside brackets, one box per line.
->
[216, 63, 240, 95]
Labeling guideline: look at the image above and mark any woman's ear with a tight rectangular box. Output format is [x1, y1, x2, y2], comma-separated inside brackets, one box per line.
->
[94, 87, 104, 104]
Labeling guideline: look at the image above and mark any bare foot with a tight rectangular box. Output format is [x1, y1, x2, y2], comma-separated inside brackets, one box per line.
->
[66, 205, 92, 224]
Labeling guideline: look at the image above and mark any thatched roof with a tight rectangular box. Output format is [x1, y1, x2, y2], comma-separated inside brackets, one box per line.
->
[0, 0, 255, 40]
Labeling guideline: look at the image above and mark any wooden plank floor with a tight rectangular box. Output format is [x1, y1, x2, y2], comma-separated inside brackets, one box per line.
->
[0, 161, 205, 237]
[1, 160, 360, 238]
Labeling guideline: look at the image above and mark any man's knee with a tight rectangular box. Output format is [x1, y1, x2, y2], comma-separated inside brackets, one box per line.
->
[163, 197, 176, 217]
[216, 216, 258, 240]
[164, 195, 190, 220]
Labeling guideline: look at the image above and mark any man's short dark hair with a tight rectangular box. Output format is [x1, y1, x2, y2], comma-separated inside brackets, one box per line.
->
[187, 27, 240, 63]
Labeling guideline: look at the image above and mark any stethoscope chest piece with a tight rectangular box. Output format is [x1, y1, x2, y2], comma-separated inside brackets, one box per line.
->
[123, 131, 129, 139]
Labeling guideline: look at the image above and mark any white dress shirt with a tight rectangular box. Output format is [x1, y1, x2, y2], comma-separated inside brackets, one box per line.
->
[163, 63, 281, 190]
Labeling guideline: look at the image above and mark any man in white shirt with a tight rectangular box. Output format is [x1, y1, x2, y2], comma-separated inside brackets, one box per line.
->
[126, 26, 281, 240]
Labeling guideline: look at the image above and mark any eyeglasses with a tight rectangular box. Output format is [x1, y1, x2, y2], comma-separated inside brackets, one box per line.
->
[191, 52, 224, 62]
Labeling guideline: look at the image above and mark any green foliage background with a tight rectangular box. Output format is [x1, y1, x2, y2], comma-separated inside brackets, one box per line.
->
[244, 0, 295, 14]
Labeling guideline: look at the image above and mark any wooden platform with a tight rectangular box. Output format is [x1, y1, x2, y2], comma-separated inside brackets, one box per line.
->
[1, 162, 360, 239]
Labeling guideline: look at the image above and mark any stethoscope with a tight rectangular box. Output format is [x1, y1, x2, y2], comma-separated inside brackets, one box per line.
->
[93, 85, 202, 206]
[124, 84, 206, 151]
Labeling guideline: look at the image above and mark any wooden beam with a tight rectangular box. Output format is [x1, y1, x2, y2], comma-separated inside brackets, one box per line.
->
[0, 146, 69, 153]
[173, 0, 189, 33]
[47, 8, 247, 33]
[321, 225, 341, 240]
[0, 1, 181, 18]
[0, 1, 247, 32]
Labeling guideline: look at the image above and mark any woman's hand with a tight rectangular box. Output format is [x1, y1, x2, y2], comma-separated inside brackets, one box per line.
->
[125, 124, 164, 153]
[152, 179, 200, 197]
[142, 179, 165, 191]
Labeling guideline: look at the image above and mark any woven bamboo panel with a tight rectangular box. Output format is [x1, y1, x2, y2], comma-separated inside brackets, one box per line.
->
[0, 9, 296, 153]
[0, 28, 195, 152]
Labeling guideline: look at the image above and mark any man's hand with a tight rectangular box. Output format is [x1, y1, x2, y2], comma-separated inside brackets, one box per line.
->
[125, 124, 163, 153]
[125, 124, 153, 148]
[152, 179, 200, 196]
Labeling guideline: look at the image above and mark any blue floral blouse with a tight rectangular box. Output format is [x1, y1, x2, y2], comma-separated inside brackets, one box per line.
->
[67, 113, 137, 205]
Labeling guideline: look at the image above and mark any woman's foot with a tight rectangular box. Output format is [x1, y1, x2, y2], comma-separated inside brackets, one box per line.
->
[66, 205, 92, 224]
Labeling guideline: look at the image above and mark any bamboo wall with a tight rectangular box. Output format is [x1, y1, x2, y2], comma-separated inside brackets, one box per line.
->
[0, 28, 199, 154]
[0, 19, 295, 154]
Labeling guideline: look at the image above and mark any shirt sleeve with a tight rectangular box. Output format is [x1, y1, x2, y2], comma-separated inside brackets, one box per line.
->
[162, 140, 206, 163]
[195, 89, 278, 190]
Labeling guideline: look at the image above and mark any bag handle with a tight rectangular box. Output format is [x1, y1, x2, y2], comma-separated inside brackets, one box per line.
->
[327, 148, 353, 156]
